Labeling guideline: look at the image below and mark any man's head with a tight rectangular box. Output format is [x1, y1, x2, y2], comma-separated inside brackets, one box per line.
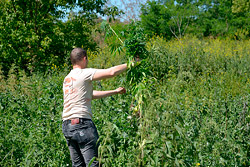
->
[70, 48, 88, 67]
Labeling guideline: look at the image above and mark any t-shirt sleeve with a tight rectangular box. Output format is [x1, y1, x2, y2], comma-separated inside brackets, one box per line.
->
[84, 68, 97, 81]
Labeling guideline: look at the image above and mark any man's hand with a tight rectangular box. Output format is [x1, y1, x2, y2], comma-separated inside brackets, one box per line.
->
[135, 56, 140, 63]
[115, 87, 126, 94]
[130, 56, 141, 68]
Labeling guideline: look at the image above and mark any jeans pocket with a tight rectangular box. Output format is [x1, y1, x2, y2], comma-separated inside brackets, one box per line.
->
[72, 127, 96, 144]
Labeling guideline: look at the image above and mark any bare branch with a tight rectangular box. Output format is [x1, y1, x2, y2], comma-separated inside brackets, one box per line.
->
[182, 17, 190, 36]
[169, 25, 179, 40]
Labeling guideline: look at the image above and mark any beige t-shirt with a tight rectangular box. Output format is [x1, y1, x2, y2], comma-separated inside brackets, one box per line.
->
[62, 68, 97, 121]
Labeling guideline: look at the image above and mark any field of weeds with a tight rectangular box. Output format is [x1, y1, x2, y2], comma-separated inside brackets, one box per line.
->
[1, 37, 250, 166]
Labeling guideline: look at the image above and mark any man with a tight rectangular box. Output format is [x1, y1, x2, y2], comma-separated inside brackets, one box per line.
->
[62, 48, 127, 167]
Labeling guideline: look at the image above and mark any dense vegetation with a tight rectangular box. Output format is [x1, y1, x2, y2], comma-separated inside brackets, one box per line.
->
[1, 0, 250, 75]
[141, 0, 250, 39]
[1, 0, 250, 166]
[1, 36, 250, 166]
[0, 0, 122, 75]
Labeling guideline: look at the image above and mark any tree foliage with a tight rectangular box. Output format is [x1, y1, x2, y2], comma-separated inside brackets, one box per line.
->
[0, 0, 121, 75]
[140, 0, 250, 39]
[140, 1, 172, 38]
[232, 0, 250, 13]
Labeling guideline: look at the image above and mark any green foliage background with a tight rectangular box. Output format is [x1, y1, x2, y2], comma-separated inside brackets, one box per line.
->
[0, 0, 121, 75]
[1, 36, 250, 166]
[1, 0, 250, 166]
[140, 0, 250, 39]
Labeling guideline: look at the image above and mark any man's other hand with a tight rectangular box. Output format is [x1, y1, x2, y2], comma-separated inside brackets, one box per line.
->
[115, 87, 126, 94]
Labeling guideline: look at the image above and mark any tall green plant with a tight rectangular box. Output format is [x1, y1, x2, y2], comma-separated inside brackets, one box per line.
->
[101, 21, 153, 165]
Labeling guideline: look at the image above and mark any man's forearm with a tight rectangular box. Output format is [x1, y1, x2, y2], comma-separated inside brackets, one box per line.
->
[92, 90, 118, 99]
[109, 63, 127, 77]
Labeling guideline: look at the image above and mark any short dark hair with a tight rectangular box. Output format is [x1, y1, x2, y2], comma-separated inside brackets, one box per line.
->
[70, 48, 87, 65]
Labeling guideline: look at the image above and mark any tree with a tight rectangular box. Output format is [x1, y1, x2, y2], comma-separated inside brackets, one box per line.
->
[140, 0, 197, 39]
[167, 0, 197, 39]
[232, 0, 250, 13]
[0, 0, 121, 75]
[139, 0, 250, 38]
[194, 0, 250, 37]
[231, 0, 250, 39]
[140, 1, 172, 38]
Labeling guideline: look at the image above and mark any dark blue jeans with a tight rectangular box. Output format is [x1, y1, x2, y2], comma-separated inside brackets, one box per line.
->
[62, 118, 99, 167]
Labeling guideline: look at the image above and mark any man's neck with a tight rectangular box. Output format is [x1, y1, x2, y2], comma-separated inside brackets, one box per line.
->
[73, 65, 85, 69]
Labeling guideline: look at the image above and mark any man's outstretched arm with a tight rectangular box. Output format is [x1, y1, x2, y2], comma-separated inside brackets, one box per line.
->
[92, 64, 127, 81]
[92, 87, 126, 99]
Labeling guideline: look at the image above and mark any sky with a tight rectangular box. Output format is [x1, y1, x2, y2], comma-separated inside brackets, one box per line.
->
[58, 0, 148, 22]
[107, 0, 148, 21]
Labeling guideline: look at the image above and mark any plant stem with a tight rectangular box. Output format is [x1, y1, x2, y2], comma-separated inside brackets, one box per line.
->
[108, 24, 124, 44]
